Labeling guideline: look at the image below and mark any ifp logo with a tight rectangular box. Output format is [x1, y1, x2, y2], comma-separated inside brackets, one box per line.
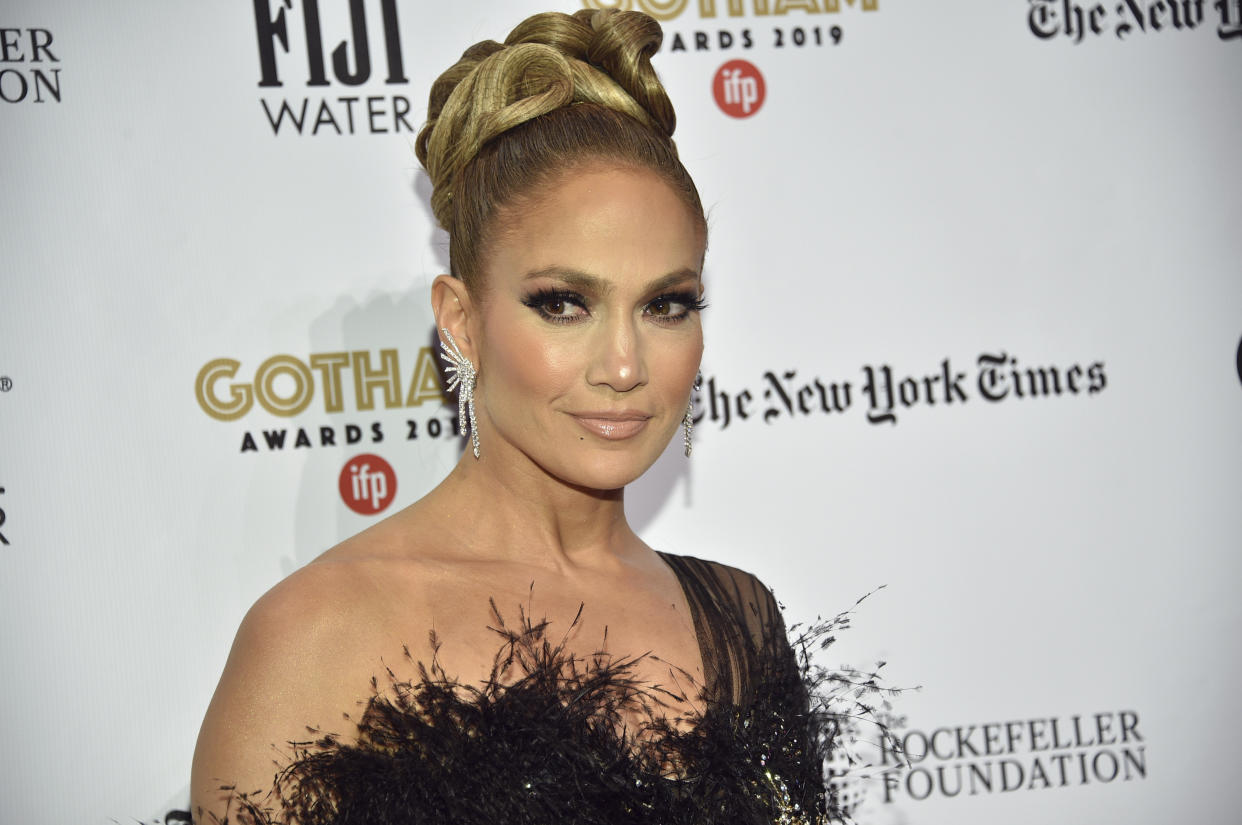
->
[713, 59, 765, 118]
[338, 454, 396, 515]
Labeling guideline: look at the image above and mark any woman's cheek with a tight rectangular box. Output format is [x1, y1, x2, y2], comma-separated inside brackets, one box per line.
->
[495, 328, 578, 399]
[669, 328, 704, 381]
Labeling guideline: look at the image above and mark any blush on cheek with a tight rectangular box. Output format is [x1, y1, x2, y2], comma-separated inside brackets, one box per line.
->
[479, 318, 577, 427]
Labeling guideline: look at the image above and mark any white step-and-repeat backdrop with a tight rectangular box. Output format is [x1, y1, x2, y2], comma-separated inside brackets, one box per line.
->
[2, 1, 1239, 822]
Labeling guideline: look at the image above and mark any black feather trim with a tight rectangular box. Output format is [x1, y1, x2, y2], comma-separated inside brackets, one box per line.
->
[196, 588, 903, 825]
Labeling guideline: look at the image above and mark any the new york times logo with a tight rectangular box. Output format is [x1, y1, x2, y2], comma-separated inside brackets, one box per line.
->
[0, 27, 61, 104]
[879, 711, 1147, 802]
[694, 350, 1107, 430]
[1029, 0, 1242, 42]
[254, 0, 414, 136]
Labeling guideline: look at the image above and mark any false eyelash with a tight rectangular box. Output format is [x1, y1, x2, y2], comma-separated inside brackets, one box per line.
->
[521, 288, 588, 324]
[649, 291, 709, 314]
[520, 288, 585, 311]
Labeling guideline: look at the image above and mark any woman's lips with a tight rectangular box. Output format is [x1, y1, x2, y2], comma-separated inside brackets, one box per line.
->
[570, 413, 652, 440]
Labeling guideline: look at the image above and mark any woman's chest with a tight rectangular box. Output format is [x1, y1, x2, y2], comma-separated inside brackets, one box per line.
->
[357, 560, 710, 720]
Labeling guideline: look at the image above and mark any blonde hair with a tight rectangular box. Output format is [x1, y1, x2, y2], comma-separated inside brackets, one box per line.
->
[415, 9, 705, 292]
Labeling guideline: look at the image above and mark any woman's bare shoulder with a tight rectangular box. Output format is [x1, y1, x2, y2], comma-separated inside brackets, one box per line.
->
[190, 528, 439, 821]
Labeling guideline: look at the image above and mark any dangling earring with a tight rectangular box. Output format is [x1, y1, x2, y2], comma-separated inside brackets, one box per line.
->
[439, 328, 480, 459]
[683, 371, 702, 458]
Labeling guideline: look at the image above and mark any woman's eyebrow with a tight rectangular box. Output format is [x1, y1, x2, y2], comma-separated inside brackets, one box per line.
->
[644, 269, 700, 293]
[523, 267, 609, 293]
[522, 267, 699, 294]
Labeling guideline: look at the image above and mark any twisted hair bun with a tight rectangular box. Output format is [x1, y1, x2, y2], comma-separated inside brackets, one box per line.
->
[415, 9, 703, 289]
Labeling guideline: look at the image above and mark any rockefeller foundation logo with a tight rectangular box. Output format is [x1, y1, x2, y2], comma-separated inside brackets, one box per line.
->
[878, 710, 1147, 802]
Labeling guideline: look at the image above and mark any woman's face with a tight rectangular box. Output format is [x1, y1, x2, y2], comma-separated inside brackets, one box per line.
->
[471, 164, 706, 491]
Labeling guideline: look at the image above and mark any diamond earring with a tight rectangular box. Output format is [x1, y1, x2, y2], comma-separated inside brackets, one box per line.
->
[683, 371, 702, 457]
[439, 328, 480, 459]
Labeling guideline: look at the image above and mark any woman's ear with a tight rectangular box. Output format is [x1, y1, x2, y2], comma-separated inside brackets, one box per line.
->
[431, 274, 478, 362]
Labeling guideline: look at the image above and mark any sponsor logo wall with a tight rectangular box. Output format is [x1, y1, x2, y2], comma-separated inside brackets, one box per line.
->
[1, 2, 1239, 823]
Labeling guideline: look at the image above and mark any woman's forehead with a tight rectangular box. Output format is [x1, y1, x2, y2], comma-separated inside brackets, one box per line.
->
[484, 168, 706, 286]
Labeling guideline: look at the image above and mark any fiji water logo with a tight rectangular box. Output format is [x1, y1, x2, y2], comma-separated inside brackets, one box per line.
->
[252, 0, 414, 135]
[338, 453, 396, 515]
[712, 59, 765, 117]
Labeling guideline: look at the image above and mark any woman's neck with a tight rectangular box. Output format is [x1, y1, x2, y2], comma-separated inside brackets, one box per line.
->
[422, 446, 642, 573]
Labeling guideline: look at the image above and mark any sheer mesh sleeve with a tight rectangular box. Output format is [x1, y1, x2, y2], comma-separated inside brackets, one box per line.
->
[657, 552, 826, 817]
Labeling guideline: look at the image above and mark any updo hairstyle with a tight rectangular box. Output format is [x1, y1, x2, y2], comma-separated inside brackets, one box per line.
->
[415, 9, 706, 293]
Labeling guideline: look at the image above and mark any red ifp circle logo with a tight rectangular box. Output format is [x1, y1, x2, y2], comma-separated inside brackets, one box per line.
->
[338, 453, 397, 515]
[713, 59, 766, 118]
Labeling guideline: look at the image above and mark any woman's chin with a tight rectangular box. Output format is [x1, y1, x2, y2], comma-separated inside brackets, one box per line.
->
[547, 447, 668, 495]
[489, 424, 678, 494]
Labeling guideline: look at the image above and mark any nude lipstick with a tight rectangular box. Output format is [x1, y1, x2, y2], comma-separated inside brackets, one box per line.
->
[569, 412, 651, 440]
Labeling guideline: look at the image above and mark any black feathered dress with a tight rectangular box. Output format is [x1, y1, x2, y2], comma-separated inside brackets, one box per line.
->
[204, 553, 846, 825]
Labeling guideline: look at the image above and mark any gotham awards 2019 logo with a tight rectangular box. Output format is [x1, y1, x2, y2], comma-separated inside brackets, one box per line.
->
[583, 0, 869, 60]
[193, 344, 458, 454]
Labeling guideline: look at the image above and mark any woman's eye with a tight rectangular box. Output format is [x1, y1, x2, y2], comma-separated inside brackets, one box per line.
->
[645, 293, 703, 321]
[542, 297, 585, 318]
[523, 290, 589, 323]
[648, 298, 677, 317]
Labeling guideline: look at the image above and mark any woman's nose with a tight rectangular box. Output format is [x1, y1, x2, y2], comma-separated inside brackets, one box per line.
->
[586, 316, 647, 393]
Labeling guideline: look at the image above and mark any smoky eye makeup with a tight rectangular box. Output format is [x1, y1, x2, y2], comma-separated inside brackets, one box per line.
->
[519, 284, 707, 325]
[644, 290, 708, 320]
[521, 287, 590, 324]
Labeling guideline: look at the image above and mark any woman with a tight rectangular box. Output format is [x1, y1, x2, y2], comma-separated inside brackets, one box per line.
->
[192, 9, 832, 823]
